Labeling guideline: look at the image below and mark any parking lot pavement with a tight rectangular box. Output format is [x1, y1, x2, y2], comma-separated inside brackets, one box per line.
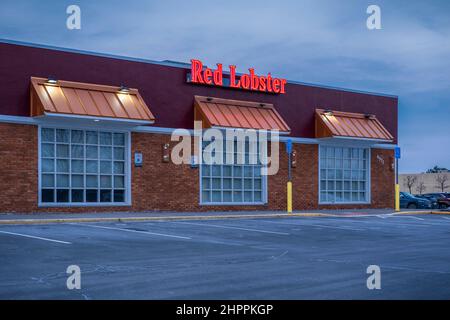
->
[0, 214, 450, 300]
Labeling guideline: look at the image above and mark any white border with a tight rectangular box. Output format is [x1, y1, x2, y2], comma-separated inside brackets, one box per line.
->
[198, 132, 268, 206]
[318, 144, 371, 205]
[37, 124, 132, 207]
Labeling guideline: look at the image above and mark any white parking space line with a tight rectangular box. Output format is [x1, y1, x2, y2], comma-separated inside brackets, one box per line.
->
[441, 217, 450, 221]
[259, 220, 365, 231]
[309, 224, 366, 231]
[392, 215, 425, 221]
[71, 223, 191, 240]
[0, 230, 71, 244]
[174, 221, 290, 235]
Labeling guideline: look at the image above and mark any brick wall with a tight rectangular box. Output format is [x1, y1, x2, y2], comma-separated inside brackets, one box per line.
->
[0, 123, 38, 213]
[0, 123, 394, 213]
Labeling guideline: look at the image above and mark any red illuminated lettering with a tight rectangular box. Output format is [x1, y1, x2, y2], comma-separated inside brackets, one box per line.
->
[229, 65, 240, 88]
[266, 73, 273, 92]
[189, 60, 286, 94]
[241, 74, 250, 89]
[213, 63, 223, 86]
[272, 78, 281, 93]
[204, 68, 212, 85]
[249, 68, 259, 90]
[259, 76, 267, 91]
[280, 79, 287, 94]
[191, 59, 204, 84]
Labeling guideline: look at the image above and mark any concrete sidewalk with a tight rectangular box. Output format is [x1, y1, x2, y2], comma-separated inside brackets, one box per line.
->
[0, 208, 442, 225]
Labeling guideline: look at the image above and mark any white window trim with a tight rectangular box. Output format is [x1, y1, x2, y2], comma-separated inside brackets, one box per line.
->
[318, 144, 371, 205]
[198, 133, 268, 206]
[38, 125, 132, 207]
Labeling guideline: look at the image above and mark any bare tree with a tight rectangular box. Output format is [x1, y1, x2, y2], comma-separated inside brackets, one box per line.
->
[416, 181, 426, 195]
[404, 175, 417, 193]
[435, 174, 449, 192]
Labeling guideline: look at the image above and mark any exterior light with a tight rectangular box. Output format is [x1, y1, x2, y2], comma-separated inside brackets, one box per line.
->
[206, 97, 213, 101]
[119, 85, 130, 93]
[324, 109, 333, 116]
[46, 77, 58, 84]
[364, 114, 374, 119]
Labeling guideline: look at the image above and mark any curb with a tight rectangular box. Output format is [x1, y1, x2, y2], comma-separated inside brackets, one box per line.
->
[0, 213, 330, 225]
[393, 210, 433, 215]
[430, 211, 450, 215]
[3, 210, 446, 225]
[394, 210, 450, 215]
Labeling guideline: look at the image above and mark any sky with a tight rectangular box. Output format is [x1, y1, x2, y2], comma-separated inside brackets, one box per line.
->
[0, 0, 449, 173]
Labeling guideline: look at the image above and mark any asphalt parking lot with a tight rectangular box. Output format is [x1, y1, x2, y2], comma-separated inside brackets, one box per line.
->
[1, 214, 450, 299]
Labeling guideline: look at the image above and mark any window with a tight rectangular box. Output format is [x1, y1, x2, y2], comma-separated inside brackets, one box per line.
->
[319, 146, 369, 204]
[200, 136, 266, 204]
[40, 128, 128, 205]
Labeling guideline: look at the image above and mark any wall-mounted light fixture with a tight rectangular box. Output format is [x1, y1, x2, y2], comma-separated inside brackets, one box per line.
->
[162, 143, 170, 163]
[46, 77, 58, 85]
[324, 109, 333, 116]
[118, 85, 130, 93]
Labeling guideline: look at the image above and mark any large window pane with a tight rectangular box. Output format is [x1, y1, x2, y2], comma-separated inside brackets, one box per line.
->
[56, 159, 69, 173]
[71, 130, 84, 144]
[113, 147, 125, 160]
[56, 144, 69, 158]
[113, 190, 125, 202]
[42, 159, 54, 172]
[42, 174, 54, 188]
[200, 135, 266, 204]
[114, 162, 124, 174]
[113, 133, 125, 146]
[114, 176, 124, 188]
[99, 132, 112, 145]
[71, 145, 84, 158]
[41, 189, 54, 202]
[41, 144, 54, 157]
[40, 128, 128, 204]
[41, 128, 55, 142]
[72, 160, 84, 173]
[86, 160, 98, 173]
[71, 190, 84, 202]
[56, 129, 69, 143]
[56, 189, 69, 202]
[56, 174, 69, 188]
[86, 146, 98, 159]
[86, 131, 98, 144]
[319, 146, 369, 204]
[100, 146, 112, 160]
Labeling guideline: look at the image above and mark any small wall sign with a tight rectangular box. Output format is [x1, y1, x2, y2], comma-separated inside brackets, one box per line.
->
[134, 152, 143, 167]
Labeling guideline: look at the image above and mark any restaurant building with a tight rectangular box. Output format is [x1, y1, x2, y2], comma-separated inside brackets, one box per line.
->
[0, 39, 398, 214]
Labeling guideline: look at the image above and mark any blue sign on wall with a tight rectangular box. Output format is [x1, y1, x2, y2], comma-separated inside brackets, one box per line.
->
[394, 146, 401, 159]
[285, 139, 292, 154]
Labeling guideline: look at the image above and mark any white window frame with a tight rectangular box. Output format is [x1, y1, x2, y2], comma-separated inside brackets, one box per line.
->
[199, 133, 268, 206]
[38, 125, 132, 207]
[318, 144, 371, 205]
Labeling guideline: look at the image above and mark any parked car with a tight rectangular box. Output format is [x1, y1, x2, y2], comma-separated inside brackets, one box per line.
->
[400, 192, 432, 209]
[423, 193, 450, 209]
[415, 194, 439, 209]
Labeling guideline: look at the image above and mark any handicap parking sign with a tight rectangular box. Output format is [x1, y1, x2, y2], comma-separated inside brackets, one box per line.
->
[394, 146, 401, 159]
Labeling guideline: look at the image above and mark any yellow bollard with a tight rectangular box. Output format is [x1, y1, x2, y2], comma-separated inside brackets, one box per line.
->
[395, 184, 400, 211]
[287, 181, 292, 214]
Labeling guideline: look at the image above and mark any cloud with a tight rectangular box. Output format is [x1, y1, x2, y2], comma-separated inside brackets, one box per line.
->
[0, 0, 448, 172]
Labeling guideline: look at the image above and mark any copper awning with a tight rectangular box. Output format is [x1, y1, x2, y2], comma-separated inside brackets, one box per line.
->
[315, 109, 393, 141]
[30, 77, 155, 124]
[194, 96, 290, 133]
